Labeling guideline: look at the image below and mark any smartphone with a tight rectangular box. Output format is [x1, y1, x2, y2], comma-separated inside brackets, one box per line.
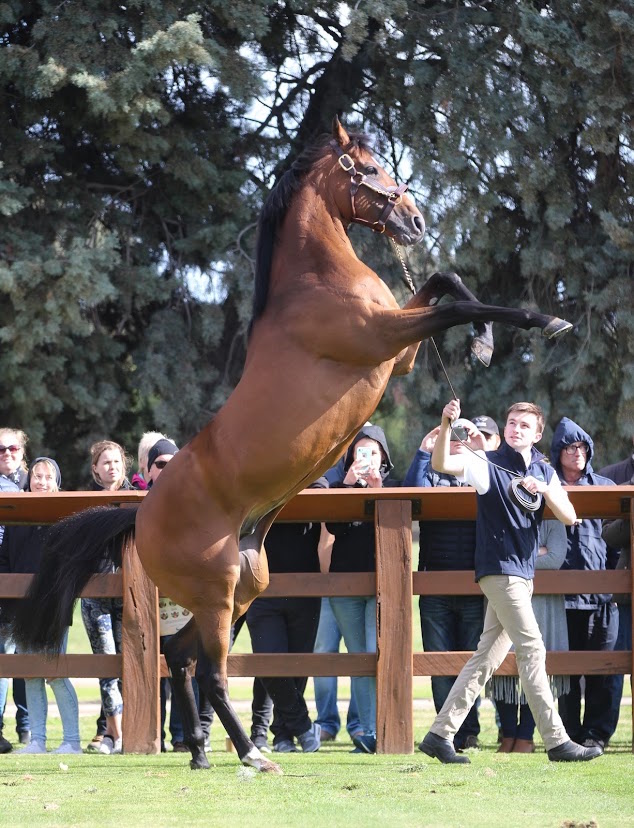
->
[355, 445, 372, 472]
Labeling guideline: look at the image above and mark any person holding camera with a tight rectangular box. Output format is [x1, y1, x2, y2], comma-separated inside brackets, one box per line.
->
[404, 415, 498, 752]
[419, 398, 603, 764]
[327, 425, 400, 754]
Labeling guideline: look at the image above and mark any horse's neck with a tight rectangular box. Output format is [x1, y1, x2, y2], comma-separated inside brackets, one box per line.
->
[275, 190, 358, 274]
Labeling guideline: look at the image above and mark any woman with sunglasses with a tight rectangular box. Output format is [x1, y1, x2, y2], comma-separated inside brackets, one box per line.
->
[0, 429, 28, 493]
[81, 440, 132, 755]
[0, 428, 31, 753]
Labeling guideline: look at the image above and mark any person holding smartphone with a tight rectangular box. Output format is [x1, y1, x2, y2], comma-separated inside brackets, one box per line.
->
[326, 425, 401, 754]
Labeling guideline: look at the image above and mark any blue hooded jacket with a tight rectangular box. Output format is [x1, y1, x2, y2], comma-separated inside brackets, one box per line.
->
[550, 417, 616, 608]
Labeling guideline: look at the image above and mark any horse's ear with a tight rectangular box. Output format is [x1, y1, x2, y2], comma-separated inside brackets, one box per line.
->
[332, 115, 351, 147]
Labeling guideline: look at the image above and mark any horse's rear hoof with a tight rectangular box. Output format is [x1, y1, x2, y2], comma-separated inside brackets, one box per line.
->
[471, 339, 493, 367]
[259, 758, 283, 775]
[543, 318, 573, 339]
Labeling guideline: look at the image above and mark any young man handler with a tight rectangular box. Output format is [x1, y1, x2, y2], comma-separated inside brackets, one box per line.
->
[419, 399, 603, 764]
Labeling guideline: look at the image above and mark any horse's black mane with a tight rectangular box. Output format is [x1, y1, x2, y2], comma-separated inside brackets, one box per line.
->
[249, 131, 373, 331]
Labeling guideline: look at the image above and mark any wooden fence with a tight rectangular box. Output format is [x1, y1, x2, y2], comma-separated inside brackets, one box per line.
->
[1, 486, 632, 755]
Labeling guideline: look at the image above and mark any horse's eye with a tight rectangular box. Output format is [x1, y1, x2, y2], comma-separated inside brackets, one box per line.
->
[364, 165, 379, 176]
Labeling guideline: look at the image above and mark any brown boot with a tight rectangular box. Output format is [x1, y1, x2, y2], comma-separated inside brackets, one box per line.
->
[512, 739, 535, 753]
[497, 737, 515, 753]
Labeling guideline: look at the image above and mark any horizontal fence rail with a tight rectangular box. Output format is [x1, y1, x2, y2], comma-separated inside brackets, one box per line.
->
[1, 486, 632, 754]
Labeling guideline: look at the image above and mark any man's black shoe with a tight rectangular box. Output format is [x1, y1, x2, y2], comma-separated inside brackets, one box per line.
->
[0, 732, 12, 754]
[419, 731, 470, 764]
[547, 740, 603, 762]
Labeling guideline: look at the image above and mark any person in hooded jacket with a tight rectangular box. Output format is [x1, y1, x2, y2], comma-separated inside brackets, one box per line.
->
[550, 417, 619, 751]
[327, 425, 400, 754]
[0, 457, 81, 754]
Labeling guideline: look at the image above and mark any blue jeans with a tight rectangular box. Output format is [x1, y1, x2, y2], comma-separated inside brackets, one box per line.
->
[24, 630, 80, 746]
[329, 596, 376, 738]
[420, 594, 484, 746]
[0, 632, 30, 735]
[313, 598, 361, 738]
[603, 603, 632, 740]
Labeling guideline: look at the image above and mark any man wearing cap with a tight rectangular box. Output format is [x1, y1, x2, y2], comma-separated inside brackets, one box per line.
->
[471, 416, 501, 451]
[404, 414, 497, 751]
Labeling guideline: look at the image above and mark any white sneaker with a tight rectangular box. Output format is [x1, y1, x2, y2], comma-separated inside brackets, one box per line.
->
[98, 736, 122, 754]
[53, 742, 83, 754]
[17, 740, 46, 754]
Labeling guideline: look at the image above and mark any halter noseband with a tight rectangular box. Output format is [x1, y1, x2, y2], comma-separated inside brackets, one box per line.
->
[329, 140, 408, 234]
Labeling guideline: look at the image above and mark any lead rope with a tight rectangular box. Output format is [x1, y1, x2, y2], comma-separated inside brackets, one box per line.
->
[389, 238, 460, 400]
[388, 239, 540, 509]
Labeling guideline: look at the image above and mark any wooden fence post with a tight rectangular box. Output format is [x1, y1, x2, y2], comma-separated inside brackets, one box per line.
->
[630, 497, 634, 755]
[121, 536, 160, 754]
[375, 499, 413, 754]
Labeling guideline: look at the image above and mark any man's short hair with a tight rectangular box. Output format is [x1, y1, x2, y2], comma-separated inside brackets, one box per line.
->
[506, 402, 545, 433]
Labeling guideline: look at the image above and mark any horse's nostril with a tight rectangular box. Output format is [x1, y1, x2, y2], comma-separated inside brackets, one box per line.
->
[413, 215, 425, 236]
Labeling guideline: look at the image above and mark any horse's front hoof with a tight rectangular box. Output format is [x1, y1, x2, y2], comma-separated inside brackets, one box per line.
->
[543, 318, 573, 339]
[189, 753, 211, 771]
[471, 338, 493, 367]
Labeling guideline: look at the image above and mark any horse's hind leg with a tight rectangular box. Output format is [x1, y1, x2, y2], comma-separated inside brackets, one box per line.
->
[163, 617, 209, 770]
[405, 271, 495, 366]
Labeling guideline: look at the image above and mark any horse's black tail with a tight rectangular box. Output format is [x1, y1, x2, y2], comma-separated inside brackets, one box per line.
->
[9, 506, 138, 655]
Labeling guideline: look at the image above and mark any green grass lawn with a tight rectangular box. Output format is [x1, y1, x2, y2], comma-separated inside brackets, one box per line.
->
[3, 603, 633, 826]
[0, 704, 633, 828]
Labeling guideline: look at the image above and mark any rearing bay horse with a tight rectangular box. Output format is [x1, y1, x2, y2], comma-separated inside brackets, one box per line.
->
[10, 117, 572, 774]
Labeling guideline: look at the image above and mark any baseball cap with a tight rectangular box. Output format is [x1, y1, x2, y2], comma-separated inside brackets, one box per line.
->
[472, 415, 499, 436]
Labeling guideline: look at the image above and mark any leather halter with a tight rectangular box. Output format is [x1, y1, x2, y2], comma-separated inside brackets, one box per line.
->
[329, 140, 408, 234]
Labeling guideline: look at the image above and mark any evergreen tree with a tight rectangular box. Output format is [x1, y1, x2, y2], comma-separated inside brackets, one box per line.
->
[1, 2, 632, 482]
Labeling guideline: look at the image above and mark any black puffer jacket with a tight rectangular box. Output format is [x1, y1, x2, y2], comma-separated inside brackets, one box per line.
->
[327, 426, 400, 573]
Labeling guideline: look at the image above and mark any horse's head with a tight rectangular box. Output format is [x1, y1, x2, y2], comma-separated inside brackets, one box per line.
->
[329, 117, 425, 246]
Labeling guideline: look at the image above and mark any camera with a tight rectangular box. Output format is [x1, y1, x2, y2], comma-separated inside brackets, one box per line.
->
[450, 420, 470, 442]
[355, 445, 372, 472]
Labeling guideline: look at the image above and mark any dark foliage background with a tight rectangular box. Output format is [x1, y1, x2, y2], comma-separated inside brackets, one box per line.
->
[1, 1, 632, 485]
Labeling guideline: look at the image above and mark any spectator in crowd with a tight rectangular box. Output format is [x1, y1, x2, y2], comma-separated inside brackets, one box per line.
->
[471, 416, 502, 451]
[420, 399, 602, 764]
[0, 428, 28, 492]
[312, 462, 364, 745]
[0, 428, 30, 753]
[491, 520, 570, 753]
[246, 478, 327, 754]
[146, 438, 214, 753]
[312, 596, 361, 744]
[229, 615, 274, 753]
[82, 439, 131, 754]
[599, 439, 634, 732]
[132, 431, 168, 490]
[327, 425, 400, 754]
[0, 458, 81, 754]
[550, 418, 619, 751]
[404, 416, 500, 751]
